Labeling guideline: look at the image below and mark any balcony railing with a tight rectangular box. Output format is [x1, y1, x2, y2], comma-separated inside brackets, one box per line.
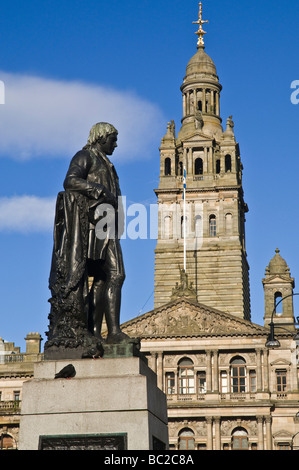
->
[0, 400, 21, 413]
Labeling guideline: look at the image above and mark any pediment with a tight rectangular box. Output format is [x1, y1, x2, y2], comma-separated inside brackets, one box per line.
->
[184, 132, 214, 144]
[263, 275, 293, 284]
[270, 358, 291, 367]
[121, 297, 267, 339]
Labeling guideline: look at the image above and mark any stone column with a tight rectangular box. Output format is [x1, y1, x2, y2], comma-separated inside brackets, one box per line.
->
[263, 348, 269, 392]
[265, 416, 272, 450]
[211, 90, 215, 114]
[206, 417, 213, 450]
[257, 416, 264, 450]
[213, 350, 219, 393]
[214, 416, 221, 450]
[157, 352, 163, 391]
[256, 349, 262, 391]
[206, 350, 212, 392]
[204, 147, 208, 174]
[202, 89, 206, 113]
[216, 92, 220, 116]
[188, 148, 193, 176]
[183, 94, 186, 117]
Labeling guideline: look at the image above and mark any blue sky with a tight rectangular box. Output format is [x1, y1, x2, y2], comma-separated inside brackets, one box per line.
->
[0, 0, 298, 351]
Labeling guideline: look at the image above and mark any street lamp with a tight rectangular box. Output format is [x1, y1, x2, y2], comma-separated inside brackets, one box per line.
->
[265, 293, 299, 348]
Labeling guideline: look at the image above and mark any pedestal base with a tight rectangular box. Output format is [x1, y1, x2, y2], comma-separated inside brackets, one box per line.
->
[18, 356, 168, 450]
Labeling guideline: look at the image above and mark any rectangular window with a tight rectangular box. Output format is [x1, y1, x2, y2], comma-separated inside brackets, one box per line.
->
[14, 391, 20, 401]
[166, 372, 175, 395]
[231, 366, 246, 393]
[249, 370, 256, 392]
[179, 368, 195, 394]
[209, 217, 216, 237]
[276, 370, 287, 392]
[221, 371, 228, 393]
[198, 372, 206, 394]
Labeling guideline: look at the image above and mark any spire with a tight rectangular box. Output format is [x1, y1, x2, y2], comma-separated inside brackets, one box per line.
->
[193, 2, 209, 48]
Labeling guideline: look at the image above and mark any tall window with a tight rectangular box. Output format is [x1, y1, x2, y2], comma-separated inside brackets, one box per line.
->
[232, 428, 249, 450]
[216, 159, 221, 174]
[220, 371, 228, 393]
[249, 370, 257, 393]
[209, 215, 216, 237]
[274, 292, 283, 315]
[225, 213, 233, 234]
[225, 154, 232, 172]
[194, 158, 203, 175]
[276, 370, 287, 392]
[165, 158, 171, 176]
[231, 357, 246, 393]
[166, 372, 175, 395]
[197, 372, 206, 394]
[178, 428, 195, 450]
[178, 358, 195, 394]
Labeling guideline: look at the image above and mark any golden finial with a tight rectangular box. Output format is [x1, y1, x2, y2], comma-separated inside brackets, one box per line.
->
[193, 2, 209, 48]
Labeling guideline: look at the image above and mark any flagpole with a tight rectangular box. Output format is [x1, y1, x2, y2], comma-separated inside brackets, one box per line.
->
[183, 167, 186, 272]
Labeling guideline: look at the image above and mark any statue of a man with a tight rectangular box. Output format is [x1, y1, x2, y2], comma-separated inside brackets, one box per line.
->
[45, 123, 129, 359]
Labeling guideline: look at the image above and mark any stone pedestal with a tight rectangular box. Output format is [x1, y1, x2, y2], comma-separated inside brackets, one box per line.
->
[18, 356, 168, 450]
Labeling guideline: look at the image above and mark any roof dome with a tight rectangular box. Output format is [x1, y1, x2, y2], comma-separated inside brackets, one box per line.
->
[268, 248, 289, 275]
[185, 46, 219, 81]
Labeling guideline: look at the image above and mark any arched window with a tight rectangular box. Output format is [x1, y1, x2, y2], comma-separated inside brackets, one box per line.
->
[165, 158, 171, 176]
[209, 215, 216, 237]
[194, 158, 203, 175]
[232, 427, 249, 450]
[230, 357, 246, 393]
[225, 154, 232, 172]
[178, 358, 195, 395]
[178, 428, 195, 450]
[225, 213, 233, 234]
[274, 292, 283, 315]
[0, 433, 15, 450]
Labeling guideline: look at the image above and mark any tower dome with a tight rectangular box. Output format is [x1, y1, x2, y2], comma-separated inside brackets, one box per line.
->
[185, 46, 219, 83]
[178, 2, 222, 142]
[267, 248, 289, 275]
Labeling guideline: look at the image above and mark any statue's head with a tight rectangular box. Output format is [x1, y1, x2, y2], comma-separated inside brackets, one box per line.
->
[86, 122, 118, 155]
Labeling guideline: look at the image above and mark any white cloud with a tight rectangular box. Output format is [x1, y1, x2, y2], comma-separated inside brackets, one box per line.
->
[0, 196, 55, 232]
[0, 71, 166, 161]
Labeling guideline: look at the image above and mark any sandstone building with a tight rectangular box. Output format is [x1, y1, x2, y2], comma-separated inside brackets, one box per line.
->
[121, 3, 299, 451]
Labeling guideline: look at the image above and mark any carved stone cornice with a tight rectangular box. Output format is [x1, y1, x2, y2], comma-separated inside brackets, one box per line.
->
[121, 297, 268, 339]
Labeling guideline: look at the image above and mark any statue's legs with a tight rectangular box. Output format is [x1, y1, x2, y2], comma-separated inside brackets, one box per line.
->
[88, 240, 129, 343]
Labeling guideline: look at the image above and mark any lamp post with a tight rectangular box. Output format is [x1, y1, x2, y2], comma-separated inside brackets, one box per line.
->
[265, 293, 299, 348]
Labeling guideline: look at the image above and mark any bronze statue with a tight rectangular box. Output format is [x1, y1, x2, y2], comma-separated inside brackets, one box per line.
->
[45, 123, 129, 359]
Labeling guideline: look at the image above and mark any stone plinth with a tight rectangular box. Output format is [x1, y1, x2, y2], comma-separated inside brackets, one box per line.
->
[18, 356, 168, 450]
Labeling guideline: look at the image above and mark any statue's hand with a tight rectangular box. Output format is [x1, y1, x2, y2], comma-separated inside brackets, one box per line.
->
[103, 189, 117, 208]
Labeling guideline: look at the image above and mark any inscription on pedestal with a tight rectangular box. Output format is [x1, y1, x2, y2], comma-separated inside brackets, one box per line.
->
[39, 433, 127, 450]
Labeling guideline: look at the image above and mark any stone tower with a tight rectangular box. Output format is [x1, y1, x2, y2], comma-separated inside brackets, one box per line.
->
[154, 3, 251, 320]
[262, 248, 296, 329]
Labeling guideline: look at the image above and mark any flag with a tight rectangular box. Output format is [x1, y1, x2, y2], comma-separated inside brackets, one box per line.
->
[183, 167, 186, 200]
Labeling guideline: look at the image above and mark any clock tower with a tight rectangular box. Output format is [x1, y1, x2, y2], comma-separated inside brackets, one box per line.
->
[154, 2, 251, 321]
